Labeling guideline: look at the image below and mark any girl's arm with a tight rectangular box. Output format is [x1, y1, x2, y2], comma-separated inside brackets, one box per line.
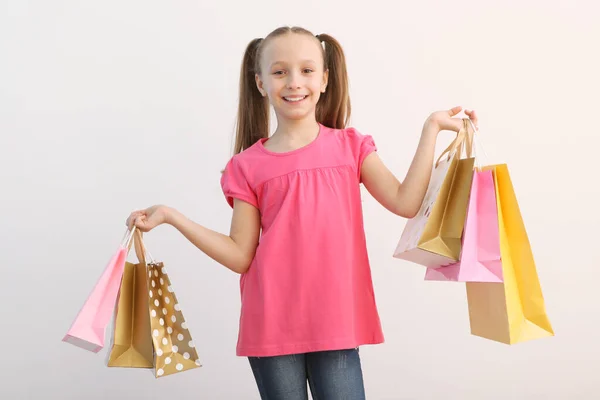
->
[126, 200, 260, 274]
[361, 106, 478, 218]
[361, 120, 438, 218]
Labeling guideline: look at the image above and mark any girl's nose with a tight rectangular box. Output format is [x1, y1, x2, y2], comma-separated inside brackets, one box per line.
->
[286, 72, 301, 89]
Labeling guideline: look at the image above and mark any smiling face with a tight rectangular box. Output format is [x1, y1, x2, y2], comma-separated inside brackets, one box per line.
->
[255, 33, 329, 123]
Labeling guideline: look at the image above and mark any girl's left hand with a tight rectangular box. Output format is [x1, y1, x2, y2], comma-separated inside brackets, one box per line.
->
[426, 106, 478, 134]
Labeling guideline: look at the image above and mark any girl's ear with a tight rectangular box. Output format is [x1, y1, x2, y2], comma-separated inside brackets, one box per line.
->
[255, 73, 266, 97]
[321, 69, 329, 93]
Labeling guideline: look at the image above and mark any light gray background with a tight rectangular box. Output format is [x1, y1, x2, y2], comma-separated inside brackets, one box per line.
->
[2, 1, 599, 399]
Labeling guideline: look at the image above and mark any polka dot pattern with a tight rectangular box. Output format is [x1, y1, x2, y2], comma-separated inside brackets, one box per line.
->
[146, 262, 201, 378]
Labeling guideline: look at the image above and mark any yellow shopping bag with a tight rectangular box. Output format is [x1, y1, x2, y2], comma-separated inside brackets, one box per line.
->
[466, 164, 554, 344]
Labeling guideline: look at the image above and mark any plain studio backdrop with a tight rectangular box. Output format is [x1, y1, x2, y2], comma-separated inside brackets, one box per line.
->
[2, 1, 599, 399]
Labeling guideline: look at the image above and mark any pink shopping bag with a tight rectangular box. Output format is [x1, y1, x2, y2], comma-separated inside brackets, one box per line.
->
[62, 227, 136, 352]
[424, 169, 503, 282]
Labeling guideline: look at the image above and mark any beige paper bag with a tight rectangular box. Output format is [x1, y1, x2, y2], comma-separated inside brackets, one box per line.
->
[107, 230, 154, 368]
[394, 119, 475, 267]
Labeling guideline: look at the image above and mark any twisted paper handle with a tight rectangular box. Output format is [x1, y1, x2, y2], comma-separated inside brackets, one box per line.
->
[435, 118, 475, 167]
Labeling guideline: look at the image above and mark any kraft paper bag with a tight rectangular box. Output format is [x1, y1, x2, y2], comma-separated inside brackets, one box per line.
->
[466, 164, 554, 344]
[107, 229, 154, 368]
[63, 227, 136, 353]
[425, 169, 503, 282]
[394, 119, 475, 268]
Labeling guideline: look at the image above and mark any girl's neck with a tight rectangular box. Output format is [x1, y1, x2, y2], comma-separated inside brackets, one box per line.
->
[273, 117, 320, 139]
[264, 117, 320, 152]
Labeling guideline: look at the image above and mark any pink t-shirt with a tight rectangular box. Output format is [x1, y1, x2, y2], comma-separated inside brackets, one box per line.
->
[220, 123, 385, 357]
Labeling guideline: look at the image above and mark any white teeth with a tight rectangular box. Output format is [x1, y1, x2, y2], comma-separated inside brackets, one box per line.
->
[284, 96, 307, 102]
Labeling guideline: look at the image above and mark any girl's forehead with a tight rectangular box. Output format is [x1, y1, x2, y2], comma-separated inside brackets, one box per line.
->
[262, 34, 323, 63]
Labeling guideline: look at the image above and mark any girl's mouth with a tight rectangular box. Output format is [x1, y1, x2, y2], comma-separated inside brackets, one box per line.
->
[283, 95, 309, 103]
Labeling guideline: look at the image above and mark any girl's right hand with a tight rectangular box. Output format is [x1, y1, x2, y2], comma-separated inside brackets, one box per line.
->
[125, 205, 169, 233]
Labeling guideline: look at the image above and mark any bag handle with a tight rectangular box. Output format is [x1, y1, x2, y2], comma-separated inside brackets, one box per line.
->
[464, 118, 492, 171]
[435, 118, 475, 167]
[119, 226, 156, 265]
[132, 229, 157, 265]
[121, 226, 137, 249]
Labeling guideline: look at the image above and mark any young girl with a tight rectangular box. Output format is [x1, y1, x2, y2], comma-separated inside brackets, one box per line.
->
[126, 26, 478, 400]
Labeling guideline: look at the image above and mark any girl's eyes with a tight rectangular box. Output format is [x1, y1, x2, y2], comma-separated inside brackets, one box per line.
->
[272, 69, 314, 75]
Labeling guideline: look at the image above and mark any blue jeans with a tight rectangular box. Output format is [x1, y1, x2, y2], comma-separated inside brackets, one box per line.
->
[248, 348, 366, 400]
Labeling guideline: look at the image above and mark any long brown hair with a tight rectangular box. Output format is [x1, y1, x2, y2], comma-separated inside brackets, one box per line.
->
[233, 26, 351, 155]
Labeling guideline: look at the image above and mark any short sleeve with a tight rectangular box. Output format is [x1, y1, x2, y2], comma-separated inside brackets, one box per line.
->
[358, 133, 377, 171]
[220, 157, 259, 209]
[346, 127, 377, 182]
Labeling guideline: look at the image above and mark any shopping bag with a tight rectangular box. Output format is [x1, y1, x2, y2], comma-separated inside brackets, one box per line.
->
[147, 261, 202, 378]
[120, 231, 201, 377]
[63, 227, 136, 353]
[394, 119, 475, 268]
[465, 164, 554, 344]
[107, 229, 154, 367]
[424, 169, 503, 282]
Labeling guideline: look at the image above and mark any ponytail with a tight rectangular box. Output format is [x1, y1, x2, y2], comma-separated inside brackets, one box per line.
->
[315, 34, 351, 129]
[234, 38, 269, 155]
